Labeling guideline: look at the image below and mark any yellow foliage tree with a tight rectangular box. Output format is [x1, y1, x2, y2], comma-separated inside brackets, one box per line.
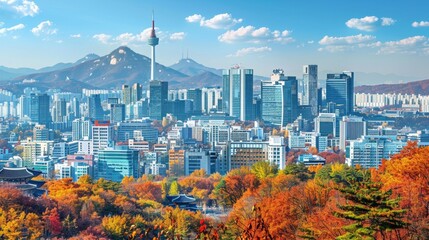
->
[102, 215, 128, 239]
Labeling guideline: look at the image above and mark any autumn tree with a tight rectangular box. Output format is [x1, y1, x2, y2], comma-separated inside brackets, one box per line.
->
[168, 180, 180, 196]
[214, 167, 260, 207]
[250, 161, 278, 179]
[101, 215, 128, 239]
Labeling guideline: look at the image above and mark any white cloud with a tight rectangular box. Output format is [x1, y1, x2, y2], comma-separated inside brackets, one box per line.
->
[31, 20, 57, 36]
[378, 36, 429, 54]
[319, 34, 376, 45]
[1, 0, 39, 16]
[412, 21, 429, 27]
[318, 34, 377, 52]
[0, 23, 25, 34]
[93, 27, 181, 45]
[70, 34, 81, 38]
[318, 34, 429, 54]
[185, 14, 203, 23]
[114, 33, 137, 45]
[186, 13, 242, 29]
[381, 17, 396, 26]
[228, 46, 272, 57]
[0, 0, 17, 4]
[218, 25, 293, 44]
[13, 0, 39, 16]
[93, 33, 112, 44]
[346, 16, 395, 31]
[346, 16, 379, 31]
[170, 32, 185, 40]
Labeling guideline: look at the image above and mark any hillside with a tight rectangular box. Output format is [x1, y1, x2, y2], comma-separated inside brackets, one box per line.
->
[355, 79, 429, 95]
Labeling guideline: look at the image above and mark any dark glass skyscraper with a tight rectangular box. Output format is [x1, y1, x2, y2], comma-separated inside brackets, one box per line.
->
[222, 67, 253, 121]
[326, 71, 354, 116]
[187, 88, 202, 115]
[30, 93, 51, 126]
[149, 80, 168, 120]
[88, 94, 104, 121]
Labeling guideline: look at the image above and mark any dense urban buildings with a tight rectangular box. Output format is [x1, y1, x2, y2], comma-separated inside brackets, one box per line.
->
[0, 14, 426, 189]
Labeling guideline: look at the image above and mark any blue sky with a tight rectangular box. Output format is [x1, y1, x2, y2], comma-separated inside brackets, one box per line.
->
[1, 0, 429, 81]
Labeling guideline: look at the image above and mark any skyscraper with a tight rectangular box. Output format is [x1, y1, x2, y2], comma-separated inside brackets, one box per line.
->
[30, 93, 51, 126]
[187, 88, 202, 115]
[97, 145, 140, 181]
[222, 67, 253, 121]
[149, 80, 168, 120]
[261, 69, 298, 126]
[339, 116, 366, 151]
[122, 84, 131, 105]
[88, 94, 104, 121]
[131, 83, 143, 103]
[302, 65, 318, 117]
[122, 83, 142, 105]
[315, 113, 337, 137]
[147, 12, 159, 81]
[110, 103, 125, 123]
[52, 98, 67, 122]
[92, 120, 113, 156]
[326, 71, 354, 116]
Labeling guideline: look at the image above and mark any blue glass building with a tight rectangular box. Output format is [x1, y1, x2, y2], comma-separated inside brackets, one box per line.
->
[326, 72, 354, 116]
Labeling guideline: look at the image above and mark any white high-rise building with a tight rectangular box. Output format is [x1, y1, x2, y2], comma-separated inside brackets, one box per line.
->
[302, 65, 318, 116]
[72, 118, 92, 141]
[91, 121, 114, 157]
[222, 67, 254, 121]
[268, 136, 286, 170]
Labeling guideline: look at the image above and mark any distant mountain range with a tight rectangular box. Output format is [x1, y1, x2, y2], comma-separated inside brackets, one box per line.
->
[355, 79, 429, 95]
[0, 46, 427, 94]
[170, 58, 222, 76]
[0, 54, 99, 81]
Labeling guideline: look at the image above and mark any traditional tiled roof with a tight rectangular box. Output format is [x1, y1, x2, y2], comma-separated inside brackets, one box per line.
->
[0, 167, 38, 180]
[171, 194, 196, 204]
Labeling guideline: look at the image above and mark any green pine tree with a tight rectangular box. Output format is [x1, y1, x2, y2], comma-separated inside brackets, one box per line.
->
[334, 178, 407, 240]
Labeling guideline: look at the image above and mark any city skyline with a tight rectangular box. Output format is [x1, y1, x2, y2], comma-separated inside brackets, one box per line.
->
[1, 0, 429, 80]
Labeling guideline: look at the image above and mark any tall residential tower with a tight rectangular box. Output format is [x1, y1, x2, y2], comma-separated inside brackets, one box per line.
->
[302, 65, 318, 117]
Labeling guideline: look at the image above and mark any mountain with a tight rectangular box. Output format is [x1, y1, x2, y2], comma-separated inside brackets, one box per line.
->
[355, 79, 429, 95]
[12, 46, 188, 92]
[170, 58, 222, 76]
[169, 71, 222, 89]
[0, 54, 100, 81]
[169, 58, 269, 93]
[36, 53, 100, 73]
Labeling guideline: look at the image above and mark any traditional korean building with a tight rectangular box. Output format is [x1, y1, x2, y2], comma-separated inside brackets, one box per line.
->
[0, 167, 46, 197]
[166, 194, 198, 211]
